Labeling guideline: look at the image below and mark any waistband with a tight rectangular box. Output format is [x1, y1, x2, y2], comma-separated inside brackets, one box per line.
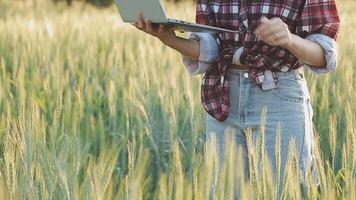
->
[227, 68, 304, 81]
[228, 68, 303, 77]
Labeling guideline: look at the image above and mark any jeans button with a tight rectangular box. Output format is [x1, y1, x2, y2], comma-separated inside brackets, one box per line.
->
[244, 73, 249, 78]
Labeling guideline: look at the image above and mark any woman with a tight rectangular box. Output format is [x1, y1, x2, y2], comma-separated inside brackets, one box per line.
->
[131, 0, 340, 196]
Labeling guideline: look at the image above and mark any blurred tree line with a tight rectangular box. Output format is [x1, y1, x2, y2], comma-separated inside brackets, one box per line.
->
[54, 0, 190, 7]
[53, 0, 111, 7]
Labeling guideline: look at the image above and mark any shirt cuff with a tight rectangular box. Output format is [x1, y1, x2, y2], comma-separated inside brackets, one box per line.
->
[181, 32, 219, 75]
[304, 34, 338, 74]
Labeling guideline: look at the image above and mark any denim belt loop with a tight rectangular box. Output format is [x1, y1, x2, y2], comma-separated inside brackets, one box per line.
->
[299, 68, 305, 79]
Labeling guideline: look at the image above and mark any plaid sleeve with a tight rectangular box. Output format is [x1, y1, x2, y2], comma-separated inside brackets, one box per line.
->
[304, 33, 338, 74]
[181, 33, 219, 75]
[196, 0, 216, 26]
[295, 0, 340, 40]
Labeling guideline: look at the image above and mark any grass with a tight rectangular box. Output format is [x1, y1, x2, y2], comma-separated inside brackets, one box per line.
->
[0, 0, 355, 199]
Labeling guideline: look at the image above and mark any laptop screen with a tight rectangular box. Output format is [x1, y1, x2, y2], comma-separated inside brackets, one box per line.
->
[115, 0, 168, 23]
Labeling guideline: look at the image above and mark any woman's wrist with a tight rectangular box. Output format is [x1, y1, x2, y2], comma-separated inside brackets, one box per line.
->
[284, 34, 298, 51]
[159, 34, 179, 46]
[160, 35, 200, 60]
[285, 33, 327, 67]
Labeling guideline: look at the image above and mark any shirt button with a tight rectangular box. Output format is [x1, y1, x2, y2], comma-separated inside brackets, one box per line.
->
[244, 73, 249, 78]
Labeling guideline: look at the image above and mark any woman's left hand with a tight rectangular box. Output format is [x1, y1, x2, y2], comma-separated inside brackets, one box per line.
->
[255, 16, 294, 49]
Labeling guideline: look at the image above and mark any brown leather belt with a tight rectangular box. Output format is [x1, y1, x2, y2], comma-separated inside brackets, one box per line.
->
[231, 63, 250, 70]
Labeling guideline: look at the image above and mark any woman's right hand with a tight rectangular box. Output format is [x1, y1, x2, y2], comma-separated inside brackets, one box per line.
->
[130, 11, 177, 44]
[130, 11, 200, 60]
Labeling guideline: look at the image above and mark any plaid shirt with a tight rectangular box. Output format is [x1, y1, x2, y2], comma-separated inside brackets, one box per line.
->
[197, 0, 340, 122]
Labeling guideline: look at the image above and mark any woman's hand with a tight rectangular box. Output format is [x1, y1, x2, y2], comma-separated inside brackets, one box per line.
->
[129, 11, 200, 61]
[131, 11, 177, 44]
[255, 16, 294, 49]
[255, 16, 327, 67]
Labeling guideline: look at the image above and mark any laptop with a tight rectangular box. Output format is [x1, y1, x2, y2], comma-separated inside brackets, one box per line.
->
[115, 0, 238, 34]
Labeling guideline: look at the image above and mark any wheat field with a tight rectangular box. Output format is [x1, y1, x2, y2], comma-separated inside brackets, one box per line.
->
[0, 0, 355, 199]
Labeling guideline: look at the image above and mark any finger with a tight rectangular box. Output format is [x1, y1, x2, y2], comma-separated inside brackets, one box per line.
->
[264, 35, 280, 45]
[265, 33, 290, 47]
[266, 33, 288, 47]
[255, 22, 270, 35]
[265, 28, 288, 41]
[260, 26, 281, 39]
[269, 17, 285, 27]
[269, 17, 289, 32]
[256, 24, 274, 39]
[255, 16, 270, 35]
[146, 19, 153, 33]
[168, 26, 177, 32]
[158, 24, 165, 33]
[260, 16, 270, 24]
[137, 11, 145, 30]
[261, 20, 289, 41]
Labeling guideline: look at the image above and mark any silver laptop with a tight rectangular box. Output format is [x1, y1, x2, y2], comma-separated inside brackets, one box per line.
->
[115, 0, 237, 34]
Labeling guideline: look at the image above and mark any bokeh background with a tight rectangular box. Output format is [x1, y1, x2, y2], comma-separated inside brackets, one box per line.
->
[0, 0, 355, 199]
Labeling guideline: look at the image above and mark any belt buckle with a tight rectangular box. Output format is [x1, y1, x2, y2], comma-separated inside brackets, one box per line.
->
[231, 63, 249, 70]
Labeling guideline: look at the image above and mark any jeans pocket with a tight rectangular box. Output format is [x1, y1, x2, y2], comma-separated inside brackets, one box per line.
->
[271, 73, 307, 103]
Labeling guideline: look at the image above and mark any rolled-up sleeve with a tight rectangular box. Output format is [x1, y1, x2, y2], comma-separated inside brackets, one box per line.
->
[304, 34, 339, 74]
[181, 32, 219, 75]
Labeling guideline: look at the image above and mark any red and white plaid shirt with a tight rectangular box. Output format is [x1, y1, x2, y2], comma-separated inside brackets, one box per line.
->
[197, 0, 340, 122]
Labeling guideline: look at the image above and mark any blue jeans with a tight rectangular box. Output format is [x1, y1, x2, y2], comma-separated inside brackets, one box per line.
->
[205, 68, 318, 197]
